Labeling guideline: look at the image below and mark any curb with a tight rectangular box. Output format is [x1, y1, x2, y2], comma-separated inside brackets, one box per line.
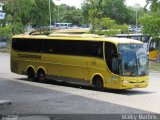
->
[0, 100, 12, 106]
[150, 71, 160, 73]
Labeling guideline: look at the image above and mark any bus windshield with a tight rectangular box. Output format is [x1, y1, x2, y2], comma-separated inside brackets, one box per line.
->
[119, 44, 149, 76]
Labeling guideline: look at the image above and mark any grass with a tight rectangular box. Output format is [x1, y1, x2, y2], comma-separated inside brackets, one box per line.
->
[149, 61, 160, 73]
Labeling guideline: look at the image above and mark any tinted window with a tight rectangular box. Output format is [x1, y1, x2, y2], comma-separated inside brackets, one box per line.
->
[105, 42, 119, 74]
[12, 38, 103, 58]
[149, 38, 159, 51]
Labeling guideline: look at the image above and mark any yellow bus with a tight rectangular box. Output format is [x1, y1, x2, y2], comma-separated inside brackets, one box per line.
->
[11, 33, 149, 89]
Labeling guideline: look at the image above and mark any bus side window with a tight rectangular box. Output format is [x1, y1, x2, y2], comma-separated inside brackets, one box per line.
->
[149, 39, 156, 51]
[75, 41, 103, 58]
[90, 42, 103, 58]
[105, 42, 119, 74]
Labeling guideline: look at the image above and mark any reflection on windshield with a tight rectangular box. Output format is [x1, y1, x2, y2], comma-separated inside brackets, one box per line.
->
[119, 44, 149, 76]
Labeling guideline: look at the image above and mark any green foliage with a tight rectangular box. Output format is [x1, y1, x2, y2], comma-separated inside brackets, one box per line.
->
[127, 6, 146, 25]
[86, 0, 103, 33]
[150, 0, 160, 13]
[81, 2, 90, 26]
[31, 0, 55, 28]
[0, 24, 12, 42]
[94, 17, 129, 36]
[82, 0, 146, 26]
[100, 17, 116, 29]
[4, 0, 35, 26]
[12, 22, 25, 34]
[120, 24, 129, 34]
[4, 0, 55, 35]
[140, 0, 160, 63]
[58, 4, 82, 25]
[139, 0, 160, 38]
[102, 0, 128, 24]
[82, 0, 138, 33]
[139, 14, 160, 38]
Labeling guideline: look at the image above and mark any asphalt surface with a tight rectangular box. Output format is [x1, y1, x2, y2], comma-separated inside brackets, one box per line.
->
[0, 78, 155, 120]
[0, 77, 153, 114]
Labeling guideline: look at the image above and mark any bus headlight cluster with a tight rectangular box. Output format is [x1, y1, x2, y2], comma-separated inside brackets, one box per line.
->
[123, 80, 130, 84]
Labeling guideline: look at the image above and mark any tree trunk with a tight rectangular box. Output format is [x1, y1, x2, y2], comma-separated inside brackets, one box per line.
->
[90, 14, 95, 33]
[157, 40, 160, 63]
[90, 1, 95, 33]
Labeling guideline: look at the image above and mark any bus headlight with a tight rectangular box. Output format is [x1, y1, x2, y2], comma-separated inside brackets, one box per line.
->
[123, 80, 130, 84]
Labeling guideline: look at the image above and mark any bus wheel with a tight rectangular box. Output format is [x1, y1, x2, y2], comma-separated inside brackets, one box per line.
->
[37, 70, 46, 83]
[93, 77, 104, 91]
[27, 68, 35, 81]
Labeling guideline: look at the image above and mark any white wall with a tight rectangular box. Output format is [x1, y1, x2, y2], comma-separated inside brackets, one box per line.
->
[0, 3, 4, 11]
[0, 42, 7, 48]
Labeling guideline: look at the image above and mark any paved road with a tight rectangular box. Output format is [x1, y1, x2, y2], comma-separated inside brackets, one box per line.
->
[0, 78, 151, 114]
[0, 52, 160, 119]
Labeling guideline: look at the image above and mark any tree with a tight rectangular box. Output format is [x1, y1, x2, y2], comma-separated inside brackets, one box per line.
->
[57, 4, 82, 25]
[128, 6, 146, 26]
[4, 0, 31, 34]
[89, 0, 103, 33]
[82, 0, 103, 32]
[0, 23, 12, 42]
[150, 0, 160, 12]
[100, 0, 142, 25]
[139, 0, 160, 62]
[140, 15, 160, 37]
[82, 0, 137, 32]
[31, 0, 55, 31]
[81, 1, 90, 26]
[102, 0, 128, 24]
[4, 0, 56, 34]
[94, 17, 129, 35]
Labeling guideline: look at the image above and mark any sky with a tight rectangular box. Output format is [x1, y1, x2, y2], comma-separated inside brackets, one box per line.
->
[53, 0, 147, 9]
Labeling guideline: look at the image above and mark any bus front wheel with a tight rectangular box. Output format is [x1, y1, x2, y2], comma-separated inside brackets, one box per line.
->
[37, 69, 46, 82]
[93, 77, 104, 91]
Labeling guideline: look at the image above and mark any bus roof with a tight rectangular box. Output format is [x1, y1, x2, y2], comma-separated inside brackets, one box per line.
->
[12, 34, 143, 44]
[114, 33, 148, 37]
[53, 28, 89, 34]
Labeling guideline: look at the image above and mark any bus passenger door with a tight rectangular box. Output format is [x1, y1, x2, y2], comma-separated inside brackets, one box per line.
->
[105, 42, 120, 88]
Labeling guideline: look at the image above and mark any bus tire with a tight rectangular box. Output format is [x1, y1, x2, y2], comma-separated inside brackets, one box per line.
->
[93, 76, 104, 91]
[37, 69, 46, 83]
[27, 67, 35, 81]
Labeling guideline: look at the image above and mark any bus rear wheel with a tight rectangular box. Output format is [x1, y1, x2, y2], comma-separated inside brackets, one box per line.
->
[37, 70, 46, 83]
[93, 77, 104, 91]
[27, 68, 35, 81]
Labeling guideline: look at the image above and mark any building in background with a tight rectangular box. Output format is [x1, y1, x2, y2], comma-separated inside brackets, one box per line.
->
[0, 1, 5, 19]
[0, 1, 6, 47]
[0, 2, 4, 11]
